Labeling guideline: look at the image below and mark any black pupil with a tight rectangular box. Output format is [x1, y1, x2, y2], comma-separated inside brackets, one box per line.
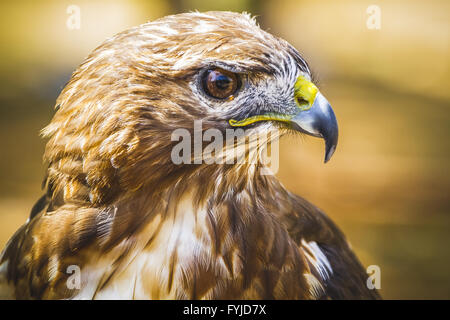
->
[215, 74, 231, 90]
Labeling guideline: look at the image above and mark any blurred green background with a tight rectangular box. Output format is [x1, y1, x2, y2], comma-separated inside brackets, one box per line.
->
[0, 0, 449, 299]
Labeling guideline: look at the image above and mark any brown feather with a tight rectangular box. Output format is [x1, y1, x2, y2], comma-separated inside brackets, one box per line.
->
[0, 11, 379, 300]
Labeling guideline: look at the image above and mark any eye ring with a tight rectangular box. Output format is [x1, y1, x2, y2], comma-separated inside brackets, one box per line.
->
[201, 68, 240, 100]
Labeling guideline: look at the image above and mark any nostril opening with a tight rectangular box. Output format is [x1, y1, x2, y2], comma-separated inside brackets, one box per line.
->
[295, 96, 309, 108]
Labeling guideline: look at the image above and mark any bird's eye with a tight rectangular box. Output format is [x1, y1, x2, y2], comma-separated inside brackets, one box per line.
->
[202, 68, 239, 99]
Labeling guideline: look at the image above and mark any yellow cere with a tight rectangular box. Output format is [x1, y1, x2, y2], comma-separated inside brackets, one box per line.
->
[229, 75, 319, 127]
[294, 75, 318, 111]
[229, 113, 292, 127]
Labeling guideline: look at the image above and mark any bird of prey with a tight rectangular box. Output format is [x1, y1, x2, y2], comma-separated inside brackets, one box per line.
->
[0, 11, 380, 299]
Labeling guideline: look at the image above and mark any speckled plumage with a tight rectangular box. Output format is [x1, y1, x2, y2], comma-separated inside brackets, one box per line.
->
[0, 11, 379, 299]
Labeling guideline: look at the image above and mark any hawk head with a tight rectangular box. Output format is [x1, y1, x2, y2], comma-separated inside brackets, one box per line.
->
[42, 11, 338, 206]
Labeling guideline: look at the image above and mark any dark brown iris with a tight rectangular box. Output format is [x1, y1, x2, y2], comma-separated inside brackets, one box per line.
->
[202, 68, 239, 99]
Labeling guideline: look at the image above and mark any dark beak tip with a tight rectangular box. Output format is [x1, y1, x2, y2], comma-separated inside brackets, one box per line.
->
[324, 136, 338, 163]
[323, 109, 338, 164]
[324, 130, 338, 163]
[324, 147, 335, 163]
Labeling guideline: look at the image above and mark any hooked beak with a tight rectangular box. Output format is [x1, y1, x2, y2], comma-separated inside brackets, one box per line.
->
[228, 75, 338, 163]
[290, 76, 338, 163]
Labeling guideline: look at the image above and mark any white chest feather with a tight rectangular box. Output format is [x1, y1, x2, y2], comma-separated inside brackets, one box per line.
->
[73, 195, 211, 299]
